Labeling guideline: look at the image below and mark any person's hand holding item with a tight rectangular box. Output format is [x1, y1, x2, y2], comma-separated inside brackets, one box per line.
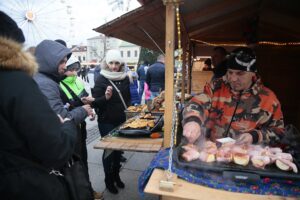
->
[82, 104, 93, 116]
[183, 121, 201, 144]
[235, 133, 253, 145]
[89, 109, 96, 121]
[81, 96, 95, 105]
[105, 86, 113, 100]
[57, 114, 71, 123]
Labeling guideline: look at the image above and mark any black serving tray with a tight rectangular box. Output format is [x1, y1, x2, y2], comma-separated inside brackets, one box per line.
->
[173, 145, 300, 180]
[117, 115, 164, 137]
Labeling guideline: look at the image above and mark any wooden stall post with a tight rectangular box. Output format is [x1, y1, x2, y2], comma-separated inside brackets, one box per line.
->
[189, 42, 196, 94]
[163, 0, 176, 147]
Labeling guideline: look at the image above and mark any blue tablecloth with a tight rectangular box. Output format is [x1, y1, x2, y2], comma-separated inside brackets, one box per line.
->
[138, 148, 300, 198]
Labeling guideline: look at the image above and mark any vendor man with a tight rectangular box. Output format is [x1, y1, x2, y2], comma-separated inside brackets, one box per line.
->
[182, 47, 284, 145]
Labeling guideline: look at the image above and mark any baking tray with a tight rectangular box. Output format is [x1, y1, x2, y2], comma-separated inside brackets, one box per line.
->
[173, 145, 300, 180]
[124, 110, 164, 119]
[116, 115, 164, 137]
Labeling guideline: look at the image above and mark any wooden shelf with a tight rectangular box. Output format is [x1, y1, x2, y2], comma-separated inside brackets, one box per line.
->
[144, 169, 297, 200]
[93, 136, 163, 152]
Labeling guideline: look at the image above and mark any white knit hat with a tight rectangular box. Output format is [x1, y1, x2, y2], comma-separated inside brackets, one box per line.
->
[105, 49, 123, 65]
[66, 54, 79, 66]
[66, 55, 80, 71]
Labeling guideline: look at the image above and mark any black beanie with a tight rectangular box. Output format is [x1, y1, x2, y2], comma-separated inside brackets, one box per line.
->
[55, 39, 67, 47]
[227, 47, 257, 72]
[0, 11, 25, 43]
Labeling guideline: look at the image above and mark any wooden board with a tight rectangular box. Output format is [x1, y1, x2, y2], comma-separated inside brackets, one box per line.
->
[191, 71, 213, 94]
[93, 136, 163, 152]
[144, 169, 297, 200]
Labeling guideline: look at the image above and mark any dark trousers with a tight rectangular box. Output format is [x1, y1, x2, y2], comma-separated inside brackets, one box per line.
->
[98, 123, 121, 177]
[74, 122, 88, 168]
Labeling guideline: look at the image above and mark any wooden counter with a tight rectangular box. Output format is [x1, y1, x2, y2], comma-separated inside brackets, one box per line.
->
[93, 135, 163, 152]
[144, 169, 298, 200]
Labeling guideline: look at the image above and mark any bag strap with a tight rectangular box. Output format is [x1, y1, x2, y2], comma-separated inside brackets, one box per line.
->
[61, 81, 83, 104]
[108, 79, 127, 110]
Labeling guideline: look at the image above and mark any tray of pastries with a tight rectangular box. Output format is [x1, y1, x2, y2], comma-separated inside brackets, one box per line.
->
[117, 114, 163, 137]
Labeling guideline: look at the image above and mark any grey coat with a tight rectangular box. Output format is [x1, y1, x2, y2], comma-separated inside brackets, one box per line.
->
[34, 40, 87, 124]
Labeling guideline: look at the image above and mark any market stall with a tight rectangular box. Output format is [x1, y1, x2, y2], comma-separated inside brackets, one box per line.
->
[94, 0, 300, 199]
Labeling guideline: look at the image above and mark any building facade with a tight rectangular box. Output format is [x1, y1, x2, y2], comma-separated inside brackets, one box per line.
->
[71, 45, 87, 62]
[119, 41, 141, 67]
[86, 34, 140, 67]
[86, 35, 105, 63]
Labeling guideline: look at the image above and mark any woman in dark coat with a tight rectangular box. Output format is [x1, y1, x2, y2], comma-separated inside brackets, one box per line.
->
[91, 49, 131, 194]
[0, 11, 77, 200]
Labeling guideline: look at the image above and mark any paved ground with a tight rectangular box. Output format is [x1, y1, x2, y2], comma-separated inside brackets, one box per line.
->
[82, 78, 158, 199]
[85, 118, 159, 200]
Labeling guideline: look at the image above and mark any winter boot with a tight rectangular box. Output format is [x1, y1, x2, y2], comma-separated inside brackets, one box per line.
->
[105, 176, 118, 194]
[113, 169, 125, 188]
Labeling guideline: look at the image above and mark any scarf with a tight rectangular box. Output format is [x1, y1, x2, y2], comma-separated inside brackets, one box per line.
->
[100, 69, 127, 81]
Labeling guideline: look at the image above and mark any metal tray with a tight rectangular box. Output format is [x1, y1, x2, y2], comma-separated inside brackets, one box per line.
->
[124, 110, 163, 119]
[173, 145, 300, 180]
[117, 115, 164, 137]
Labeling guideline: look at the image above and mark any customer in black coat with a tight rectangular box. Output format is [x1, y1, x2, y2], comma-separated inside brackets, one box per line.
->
[85, 49, 130, 194]
[0, 11, 77, 200]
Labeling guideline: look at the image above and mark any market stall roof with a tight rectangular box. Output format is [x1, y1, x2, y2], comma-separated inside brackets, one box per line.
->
[94, 0, 300, 52]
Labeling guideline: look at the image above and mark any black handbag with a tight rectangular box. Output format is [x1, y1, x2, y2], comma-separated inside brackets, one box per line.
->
[0, 150, 93, 200]
[62, 154, 93, 200]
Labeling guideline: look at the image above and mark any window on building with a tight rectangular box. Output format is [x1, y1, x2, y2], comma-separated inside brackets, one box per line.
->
[121, 51, 123, 57]
[83, 56, 85, 61]
[127, 50, 131, 57]
[78, 56, 81, 62]
[134, 50, 138, 57]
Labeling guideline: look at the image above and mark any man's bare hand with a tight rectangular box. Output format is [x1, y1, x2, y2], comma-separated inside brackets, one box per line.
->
[183, 121, 201, 144]
[82, 105, 93, 116]
[81, 96, 95, 105]
[89, 112, 96, 121]
[235, 133, 253, 145]
[57, 114, 71, 123]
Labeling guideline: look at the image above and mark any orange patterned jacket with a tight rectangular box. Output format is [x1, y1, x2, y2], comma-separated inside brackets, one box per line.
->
[182, 77, 284, 144]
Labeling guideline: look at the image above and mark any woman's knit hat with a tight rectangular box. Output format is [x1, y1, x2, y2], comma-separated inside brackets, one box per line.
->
[227, 47, 257, 72]
[105, 49, 123, 65]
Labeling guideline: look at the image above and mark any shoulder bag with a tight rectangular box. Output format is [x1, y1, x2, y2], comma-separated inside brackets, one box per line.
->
[108, 79, 128, 110]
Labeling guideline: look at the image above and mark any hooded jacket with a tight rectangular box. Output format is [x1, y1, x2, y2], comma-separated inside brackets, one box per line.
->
[183, 76, 284, 145]
[34, 40, 87, 124]
[0, 37, 77, 199]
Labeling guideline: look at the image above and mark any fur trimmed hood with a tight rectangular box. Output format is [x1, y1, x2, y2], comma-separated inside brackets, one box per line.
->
[0, 37, 38, 76]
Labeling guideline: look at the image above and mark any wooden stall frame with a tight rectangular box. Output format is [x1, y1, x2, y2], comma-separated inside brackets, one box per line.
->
[163, 0, 176, 148]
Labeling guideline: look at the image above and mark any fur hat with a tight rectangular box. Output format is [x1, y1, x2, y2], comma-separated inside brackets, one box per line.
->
[227, 47, 257, 72]
[0, 11, 25, 43]
[105, 49, 123, 65]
